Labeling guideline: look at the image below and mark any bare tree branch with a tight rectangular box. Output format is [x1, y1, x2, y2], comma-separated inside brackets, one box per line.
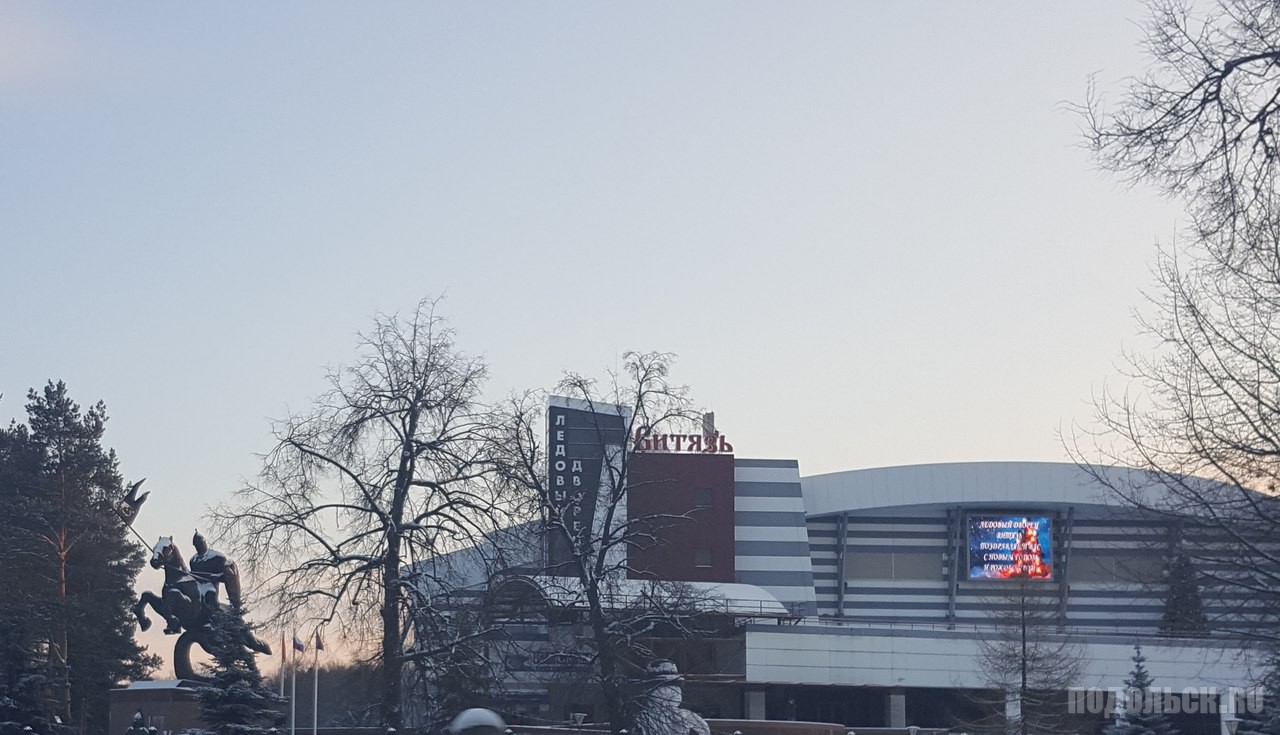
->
[210, 298, 517, 729]
[490, 352, 717, 734]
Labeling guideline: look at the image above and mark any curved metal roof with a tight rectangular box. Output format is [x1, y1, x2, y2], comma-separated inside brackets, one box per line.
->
[799, 461, 1185, 517]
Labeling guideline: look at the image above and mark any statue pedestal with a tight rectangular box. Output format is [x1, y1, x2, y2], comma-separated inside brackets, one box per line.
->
[109, 680, 203, 735]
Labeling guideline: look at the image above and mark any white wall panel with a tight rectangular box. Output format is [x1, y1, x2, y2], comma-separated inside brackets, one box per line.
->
[736, 496, 812, 512]
[746, 627, 1260, 690]
[735, 466, 803, 484]
[737, 526, 812, 542]
[736, 555, 818, 572]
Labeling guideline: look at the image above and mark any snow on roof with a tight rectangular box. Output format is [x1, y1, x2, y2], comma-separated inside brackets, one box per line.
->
[411, 521, 541, 595]
[518, 575, 792, 617]
[115, 679, 200, 691]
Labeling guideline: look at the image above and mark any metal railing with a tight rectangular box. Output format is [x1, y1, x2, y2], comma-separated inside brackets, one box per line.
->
[758, 615, 1248, 640]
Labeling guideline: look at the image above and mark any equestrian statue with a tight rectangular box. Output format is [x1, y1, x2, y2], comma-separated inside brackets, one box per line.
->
[132, 531, 272, 681]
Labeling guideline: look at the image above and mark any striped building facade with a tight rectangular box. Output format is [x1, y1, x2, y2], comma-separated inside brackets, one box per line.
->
[733, 458, 817, 616]
[449, 409, 1267, 733]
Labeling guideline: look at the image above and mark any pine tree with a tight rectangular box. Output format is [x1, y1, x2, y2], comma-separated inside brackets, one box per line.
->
[0, 411, 54, 732]
[0, 608, 51, 734]
[1103, 645, 1177, 735]
[1161, 553, 1208, 635]
[1237, 653, 1280, 735]
[195, 606, 285, 735]
[0, 382, 158, 733]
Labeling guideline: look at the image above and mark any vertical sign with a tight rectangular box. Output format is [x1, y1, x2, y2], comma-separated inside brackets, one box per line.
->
[546, 400, 628, 572]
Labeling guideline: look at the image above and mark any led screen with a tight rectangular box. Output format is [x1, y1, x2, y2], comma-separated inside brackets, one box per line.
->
[967, 515, 1053, 580]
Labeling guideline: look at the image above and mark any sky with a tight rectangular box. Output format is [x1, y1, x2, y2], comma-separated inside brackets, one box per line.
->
[1, 2, 1184, 674]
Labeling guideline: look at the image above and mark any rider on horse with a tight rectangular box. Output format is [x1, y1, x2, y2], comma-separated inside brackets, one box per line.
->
[145, 536, 205, 635]
[190, 530, 241, 611]
[122, 478, 273, 681]
[134, 533, 272, 681]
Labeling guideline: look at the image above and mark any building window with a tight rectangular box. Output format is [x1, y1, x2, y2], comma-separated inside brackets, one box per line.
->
[694, 487, 713, 507]
[844, 550, 945, 581]
[695, 548, 713, 567]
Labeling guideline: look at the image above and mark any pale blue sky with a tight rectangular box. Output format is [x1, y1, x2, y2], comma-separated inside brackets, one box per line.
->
[2, 2, 1180, 671]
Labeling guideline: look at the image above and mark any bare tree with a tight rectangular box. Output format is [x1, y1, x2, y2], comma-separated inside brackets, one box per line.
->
[961, 580, 1086, 735]
[403, 601, 504, 733]
[401, 529, 535, 732]
[1081, 0, 1280, 254]
[1075, 0, 1280, 636]
[1071, 230, 1280, 634]
[211, 299, 513, 728]
[492, 352, 719, 733]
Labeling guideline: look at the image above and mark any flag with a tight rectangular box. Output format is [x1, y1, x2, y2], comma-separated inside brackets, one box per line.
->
[293, 634, 305, 653]
[315, 631, 324, 652]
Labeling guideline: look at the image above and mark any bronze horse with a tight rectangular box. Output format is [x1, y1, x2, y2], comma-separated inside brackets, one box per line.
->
[134, 535, 271, 681]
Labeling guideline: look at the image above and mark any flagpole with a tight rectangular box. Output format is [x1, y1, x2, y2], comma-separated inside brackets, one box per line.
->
[312, 634, 319, 735]
[279, 630, 286, 698]
[290, 631, 297, 735]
